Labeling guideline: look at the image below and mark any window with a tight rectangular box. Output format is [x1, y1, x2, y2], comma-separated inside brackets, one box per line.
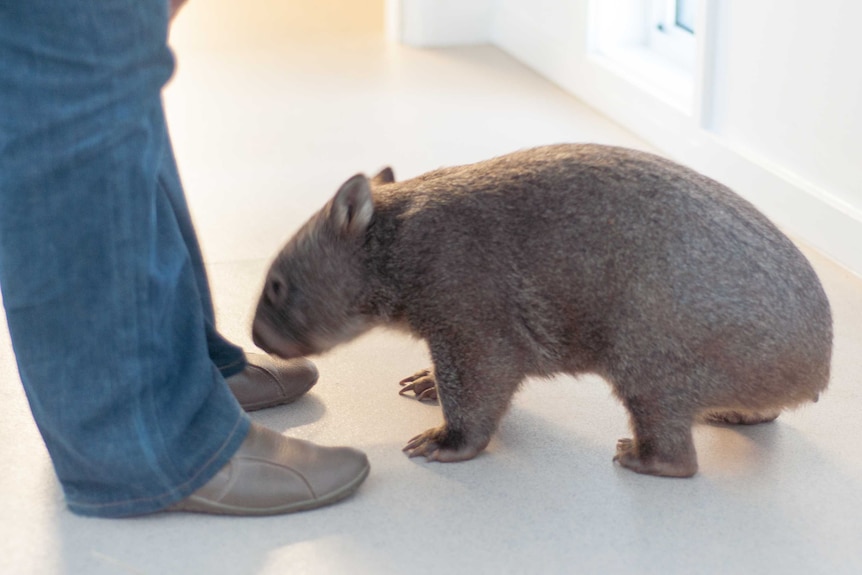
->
[675, 0, 696, 33]
[648, 0, 696, 71]
[590, 0, 699, 112]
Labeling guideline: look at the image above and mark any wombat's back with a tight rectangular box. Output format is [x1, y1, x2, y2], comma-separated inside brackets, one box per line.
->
[371, 144, 832, 409]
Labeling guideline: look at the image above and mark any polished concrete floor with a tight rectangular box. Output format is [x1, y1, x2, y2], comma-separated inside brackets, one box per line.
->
[2, 2, 861, 574]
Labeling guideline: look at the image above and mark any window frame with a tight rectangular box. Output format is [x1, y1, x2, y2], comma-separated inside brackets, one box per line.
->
[648, 0, 697, 72]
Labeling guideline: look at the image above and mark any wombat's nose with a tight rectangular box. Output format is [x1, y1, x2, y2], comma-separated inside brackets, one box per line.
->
[264, 272, 288, 307]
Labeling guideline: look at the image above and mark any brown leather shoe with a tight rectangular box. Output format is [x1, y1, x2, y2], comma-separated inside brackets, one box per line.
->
[226, 353, 318, 411]
[169, 423, 369, 516]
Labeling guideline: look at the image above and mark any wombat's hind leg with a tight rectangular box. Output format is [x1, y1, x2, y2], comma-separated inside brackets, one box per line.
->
[614, 434, 697, 477]
[703, 409, 781, 425]
[399, 369, 438, 402]
[614, 397, 698, 477]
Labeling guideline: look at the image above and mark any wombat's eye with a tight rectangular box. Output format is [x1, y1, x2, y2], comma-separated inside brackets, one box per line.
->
[270, 279, 282, 297]
[265, 274, 289, 307]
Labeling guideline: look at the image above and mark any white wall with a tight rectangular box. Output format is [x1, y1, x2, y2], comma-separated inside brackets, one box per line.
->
[388, 0, 495, 46]
[713, 0, 862, 213]
[387, 0, 862, 277]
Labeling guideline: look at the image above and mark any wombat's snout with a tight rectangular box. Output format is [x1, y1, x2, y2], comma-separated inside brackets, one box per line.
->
[251, 315, 307, 359]
[252, 270, 293, 357]
[250, 320, 271, 353]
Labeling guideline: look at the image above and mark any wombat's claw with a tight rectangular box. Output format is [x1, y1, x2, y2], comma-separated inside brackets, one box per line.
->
[398, 381, 438, 401]
[398, 369, 438, 402]
[403, 428, 484, 462]
[403, 431, 441, 460]
[613, 438, 634, 461]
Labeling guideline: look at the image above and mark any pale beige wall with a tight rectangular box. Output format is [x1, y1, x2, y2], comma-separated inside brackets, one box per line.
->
[171, 0, 385, 49]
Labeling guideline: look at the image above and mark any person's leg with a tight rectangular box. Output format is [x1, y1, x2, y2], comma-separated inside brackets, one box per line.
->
[155, 134, 321, 408]
[155, 133, 248, 379]
[0, 0, 249, 517]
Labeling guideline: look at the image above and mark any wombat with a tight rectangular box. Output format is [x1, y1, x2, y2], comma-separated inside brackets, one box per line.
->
[252, 144, 832, 477]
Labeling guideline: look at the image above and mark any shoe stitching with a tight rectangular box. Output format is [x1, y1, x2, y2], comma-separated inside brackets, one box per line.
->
[247, 364, 286, 394]
[211, 460, 238, 503]
[217, 358, 246, 372]
[239, 455, 317, 498]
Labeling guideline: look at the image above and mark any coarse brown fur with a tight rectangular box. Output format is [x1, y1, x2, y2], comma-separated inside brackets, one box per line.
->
[252, 144, 832, 477]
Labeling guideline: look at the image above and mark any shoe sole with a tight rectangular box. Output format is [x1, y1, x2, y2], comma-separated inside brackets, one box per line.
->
[170, 462, 370, 517]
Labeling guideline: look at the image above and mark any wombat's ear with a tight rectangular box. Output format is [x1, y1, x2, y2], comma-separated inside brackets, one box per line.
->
[371, 166, 395, 185]
[329, 174, 374, 237]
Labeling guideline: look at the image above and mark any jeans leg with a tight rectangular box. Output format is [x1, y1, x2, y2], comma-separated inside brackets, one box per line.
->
[0, 0, 249, 517]
[157, 135, 248, 379]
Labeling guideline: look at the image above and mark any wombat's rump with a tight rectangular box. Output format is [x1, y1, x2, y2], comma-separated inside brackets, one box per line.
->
[252, 144, 832, 477]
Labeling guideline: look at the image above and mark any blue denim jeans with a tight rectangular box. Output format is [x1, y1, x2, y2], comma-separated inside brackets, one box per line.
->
[0, 1, 251, 517]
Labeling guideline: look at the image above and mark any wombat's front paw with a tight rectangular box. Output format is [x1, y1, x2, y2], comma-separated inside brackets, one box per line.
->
[613, 438, 698, 478]
[398, 369, 438, 402]
[403, 426, 482, 462]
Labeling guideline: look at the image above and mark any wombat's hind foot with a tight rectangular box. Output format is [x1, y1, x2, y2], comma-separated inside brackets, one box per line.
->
[613, 437, 698, 478]
[703, 409, 781, 425]
[403, 425, 486, 462]
[399, 369, 438, 402]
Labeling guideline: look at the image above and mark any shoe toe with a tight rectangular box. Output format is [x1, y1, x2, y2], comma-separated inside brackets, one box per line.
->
[248, 426, 369, 503]
[289, 443, 371, 501]
[227, 353, 319, 411]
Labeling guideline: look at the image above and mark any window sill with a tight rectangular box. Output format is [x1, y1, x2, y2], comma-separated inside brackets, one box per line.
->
[591, 43, 694, 115]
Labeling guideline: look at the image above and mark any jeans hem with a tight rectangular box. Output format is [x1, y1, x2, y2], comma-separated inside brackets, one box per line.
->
[64, 413, 251, 518]
[217, 356, 248, 379]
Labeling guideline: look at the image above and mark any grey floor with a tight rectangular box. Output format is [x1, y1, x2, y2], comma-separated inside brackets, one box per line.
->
[2, 2, 861, 574]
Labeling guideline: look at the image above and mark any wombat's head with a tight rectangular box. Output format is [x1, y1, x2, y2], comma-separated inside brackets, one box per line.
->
[252, 169, 393, 358]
